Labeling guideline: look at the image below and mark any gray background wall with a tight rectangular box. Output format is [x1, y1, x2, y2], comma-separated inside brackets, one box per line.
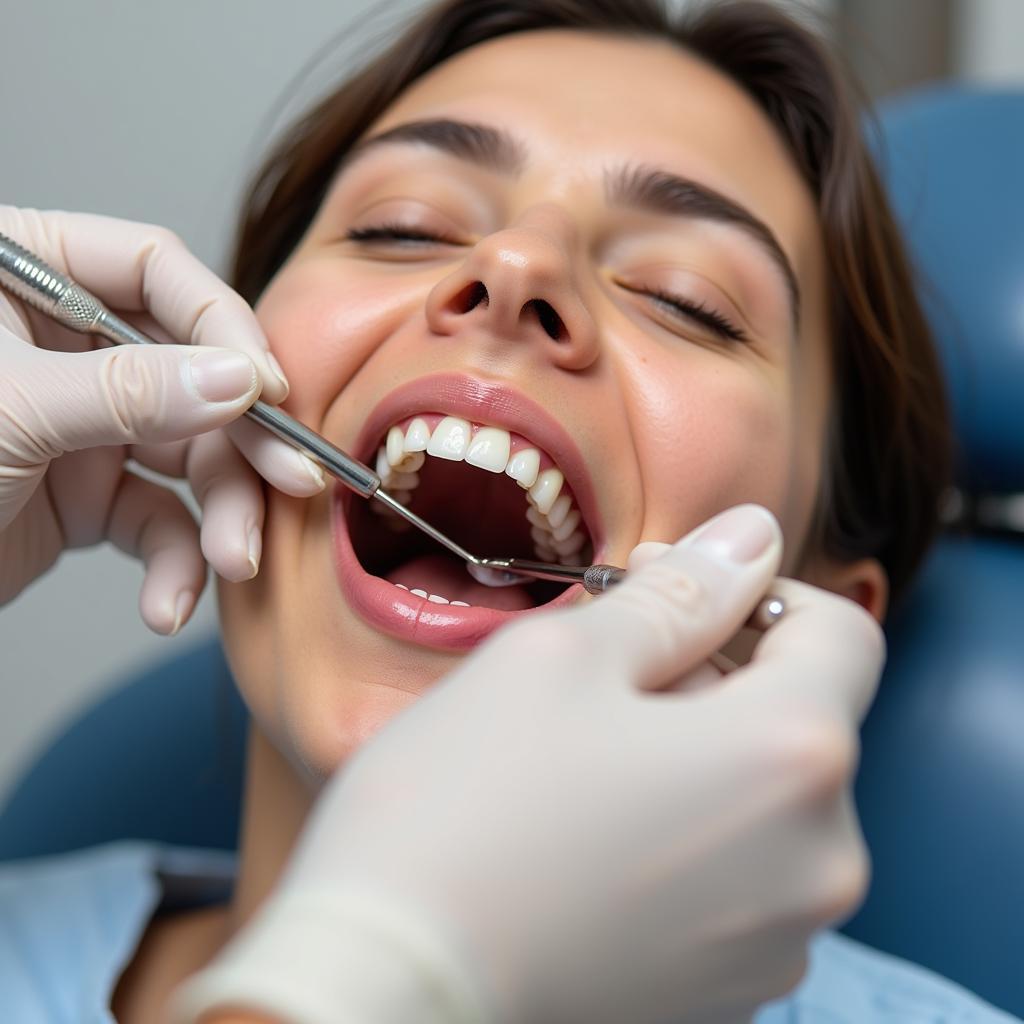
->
[1, 0, 1022, 805]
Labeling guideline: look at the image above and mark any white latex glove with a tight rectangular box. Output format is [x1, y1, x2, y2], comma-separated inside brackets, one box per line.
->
[172, 504, 885, 1024]
[0, 207, 326, 633]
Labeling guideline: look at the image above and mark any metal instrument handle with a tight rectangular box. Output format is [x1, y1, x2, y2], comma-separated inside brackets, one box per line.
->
[0, 231, 381, 497]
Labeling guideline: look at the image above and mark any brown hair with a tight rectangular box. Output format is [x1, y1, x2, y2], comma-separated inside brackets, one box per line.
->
[230, 0, 952, 611]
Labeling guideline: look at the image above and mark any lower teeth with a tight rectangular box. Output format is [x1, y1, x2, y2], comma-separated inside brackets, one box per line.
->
[395, 583, 470, 606]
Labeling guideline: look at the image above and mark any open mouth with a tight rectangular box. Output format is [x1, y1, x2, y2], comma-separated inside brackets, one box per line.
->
[349, 412, 595, 610]
[331, 377, 602, 652]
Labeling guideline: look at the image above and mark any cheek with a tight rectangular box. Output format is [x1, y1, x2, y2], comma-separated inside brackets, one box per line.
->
[256, 258, 420, 420]
[626, 352, 794, 536]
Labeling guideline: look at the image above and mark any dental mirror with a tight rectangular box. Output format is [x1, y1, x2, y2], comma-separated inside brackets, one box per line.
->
[466, 564, 528, 588]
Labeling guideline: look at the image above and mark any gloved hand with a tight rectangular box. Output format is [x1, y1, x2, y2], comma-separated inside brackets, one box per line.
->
[172, 504, 885, 1024]
[0, 207, 325, 633]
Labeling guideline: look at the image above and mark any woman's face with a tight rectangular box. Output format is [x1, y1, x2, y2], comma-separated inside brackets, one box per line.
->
[219, 29, 834, 782]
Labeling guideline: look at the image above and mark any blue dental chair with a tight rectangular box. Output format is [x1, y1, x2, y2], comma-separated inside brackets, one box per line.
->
[2, 86, 1023, 1017]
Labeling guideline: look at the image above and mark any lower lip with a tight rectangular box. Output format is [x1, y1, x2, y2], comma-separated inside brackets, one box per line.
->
[331, 488, 583, 652]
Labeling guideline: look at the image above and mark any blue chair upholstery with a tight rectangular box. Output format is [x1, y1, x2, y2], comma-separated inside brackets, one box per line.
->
[839, 86, 1024, 1019]
[1, 85, 1022, 1016]
[0, 639, 247, 859]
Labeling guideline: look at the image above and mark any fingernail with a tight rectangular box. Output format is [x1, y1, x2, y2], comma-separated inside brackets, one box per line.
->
[299, 453, 325, 490]
[246, 525, 262, 578]
[265, 352, 290, 397]
[190, 350, 258, 403]
[170, 590, 194, 636]
[689, 505, 777, 564]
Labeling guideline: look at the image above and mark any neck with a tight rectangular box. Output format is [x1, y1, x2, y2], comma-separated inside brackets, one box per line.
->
[226, 722, 318, 937]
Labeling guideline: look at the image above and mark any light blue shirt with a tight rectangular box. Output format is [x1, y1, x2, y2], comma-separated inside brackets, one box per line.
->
[0, 841, 1018, 1023]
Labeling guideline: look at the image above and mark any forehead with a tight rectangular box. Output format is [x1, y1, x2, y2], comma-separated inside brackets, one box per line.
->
[367, 29, 822, 278]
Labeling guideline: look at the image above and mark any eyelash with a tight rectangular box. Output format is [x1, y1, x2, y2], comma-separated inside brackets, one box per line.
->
[639, 287, 747, 343]
[345, 225, 747, 342]
[345, 223, 461, 246]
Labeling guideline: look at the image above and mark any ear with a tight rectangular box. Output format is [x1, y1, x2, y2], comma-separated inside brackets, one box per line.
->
[800, 555, 889, 623]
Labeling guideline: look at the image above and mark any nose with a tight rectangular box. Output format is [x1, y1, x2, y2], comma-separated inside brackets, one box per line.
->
[424, 209, 600, 371]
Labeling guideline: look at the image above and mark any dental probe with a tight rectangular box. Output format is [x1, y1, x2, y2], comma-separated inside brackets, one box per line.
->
[470, 558, 625, 592]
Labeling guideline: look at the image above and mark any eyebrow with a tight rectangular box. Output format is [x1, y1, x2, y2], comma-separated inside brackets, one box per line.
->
[350, 118, 801, 328]
[350, 118, 528, 175]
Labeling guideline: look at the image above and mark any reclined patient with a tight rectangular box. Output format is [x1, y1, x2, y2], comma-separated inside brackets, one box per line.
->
[3, 1, 1017, 1021]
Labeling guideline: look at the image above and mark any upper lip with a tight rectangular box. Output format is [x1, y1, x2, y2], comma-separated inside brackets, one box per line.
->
[350, 371, 605, 555]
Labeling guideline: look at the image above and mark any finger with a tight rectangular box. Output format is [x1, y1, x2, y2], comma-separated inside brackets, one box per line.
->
[105, 469, 207, 635]
[5, 339, 259, 454]
[2, 207, 288, 402]
[187, 430, 265, 581]
[106, 309, 178, 347]
[130, 439, 191, 479]
[224, 416, 327, 496]
[569, 505, 783, 692]
[629, 544, 732, 693]
[665, 658, 730, 694]
[723, 577, 886, 726]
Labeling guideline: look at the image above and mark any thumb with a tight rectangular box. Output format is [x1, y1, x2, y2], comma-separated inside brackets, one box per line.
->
[12, 343, 260, 456]
[572, 505, 783, 692]
[626, 541, 672, 573]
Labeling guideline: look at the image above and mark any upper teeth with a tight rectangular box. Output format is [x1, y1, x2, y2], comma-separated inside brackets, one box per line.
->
[372, 414, 590, 566]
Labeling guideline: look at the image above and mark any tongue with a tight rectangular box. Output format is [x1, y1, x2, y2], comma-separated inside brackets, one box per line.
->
[386, 554, 534, 611]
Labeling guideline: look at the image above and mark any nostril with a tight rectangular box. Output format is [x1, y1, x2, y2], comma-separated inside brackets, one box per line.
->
[525, 299, 567, 342]
[452, 281, 489, 314]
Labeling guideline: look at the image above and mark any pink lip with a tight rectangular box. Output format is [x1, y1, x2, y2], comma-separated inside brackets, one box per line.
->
[331, 372, 605, 652]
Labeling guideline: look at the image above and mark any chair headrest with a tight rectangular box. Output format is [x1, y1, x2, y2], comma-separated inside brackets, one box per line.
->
[875, 87, 1024, 493]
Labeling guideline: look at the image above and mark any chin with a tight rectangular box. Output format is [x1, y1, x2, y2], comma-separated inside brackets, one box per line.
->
[220, 575, 464, 785]
[280, 680, 425, 785]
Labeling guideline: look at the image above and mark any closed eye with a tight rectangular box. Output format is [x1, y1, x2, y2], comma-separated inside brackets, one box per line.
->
[345, 224, 463, 246]
[620, 283, 747, 343]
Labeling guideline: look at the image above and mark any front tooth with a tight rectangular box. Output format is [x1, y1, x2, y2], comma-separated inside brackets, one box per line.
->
[551, 509, 580, 542]
[405, 418, 430, 452]
[386, 426, 405, 467]
[505, 448, 540, 488]
[427, 594, 449, 604]
[466, 427, 511, 473]
[546, 494, 573, 530]
[529, 468, 563, 515]
[411, 588, 428, 598]
[376, 447, 391, 479]
[426, 416, 471, 460]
